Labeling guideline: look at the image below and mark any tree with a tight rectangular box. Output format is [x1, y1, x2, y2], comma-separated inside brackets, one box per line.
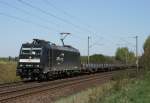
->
[81, 54, 115, 63]
[80, 56, 88, 63]
[128, 51, 136, 64]
[115, 47, 135, 64]
[115, 47, 128, 63]
[90, 54, 107, 63]
[141, 36, 150, 69]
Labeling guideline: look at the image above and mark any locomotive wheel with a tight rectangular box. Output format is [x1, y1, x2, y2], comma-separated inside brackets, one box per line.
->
[38, 74, 46, 81]
[46, 72, 53, 80]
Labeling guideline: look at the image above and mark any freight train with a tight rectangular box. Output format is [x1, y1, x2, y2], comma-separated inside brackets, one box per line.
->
[16, 39, 129, 80]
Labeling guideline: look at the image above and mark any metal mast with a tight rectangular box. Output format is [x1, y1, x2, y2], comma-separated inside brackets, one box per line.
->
[88, 36, 90, 65]
[135, 36, 139, 72]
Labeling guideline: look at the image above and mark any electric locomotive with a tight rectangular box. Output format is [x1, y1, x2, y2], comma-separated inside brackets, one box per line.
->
[16, 39, 81, 80]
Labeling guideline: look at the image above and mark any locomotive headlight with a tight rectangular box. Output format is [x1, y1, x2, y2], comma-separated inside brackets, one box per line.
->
[20, 64, 23, 67]
[36, 65, 40, 67]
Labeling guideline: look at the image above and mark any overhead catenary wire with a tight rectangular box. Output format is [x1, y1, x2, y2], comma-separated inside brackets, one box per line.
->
[18, 0, 90, 42]
[0, 1, 62, 29]
[119, 37, 136, 51]
[0, 12, 60, 32]
[0, 1, 88, 42]
[0, 1, 141, 57]
[17, 0, 93, 34]
[0, 1, 87, 44]
[42, 0, 106, 42]
[3, 0, 115, 55]
[15, 0, 103, 42]
[17, 0, 106, 45]
[42, 0, 94, 33]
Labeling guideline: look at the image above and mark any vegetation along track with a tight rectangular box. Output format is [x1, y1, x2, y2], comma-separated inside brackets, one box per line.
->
[0, 70, 122, 102]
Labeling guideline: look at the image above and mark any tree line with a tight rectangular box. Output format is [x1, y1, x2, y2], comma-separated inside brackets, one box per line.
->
[0, 56, 18, 62]
[81, 47, 136, 64]
[140, 36, 150, 69]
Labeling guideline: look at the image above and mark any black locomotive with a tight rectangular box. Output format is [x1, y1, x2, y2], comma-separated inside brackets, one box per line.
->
[16, 39, 133, 80]
[16, 39, 81, 80]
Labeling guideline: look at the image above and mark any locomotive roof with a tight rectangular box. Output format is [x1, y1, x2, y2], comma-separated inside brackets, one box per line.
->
[22, 39, 80, 53]
[50, 44, 80, 53]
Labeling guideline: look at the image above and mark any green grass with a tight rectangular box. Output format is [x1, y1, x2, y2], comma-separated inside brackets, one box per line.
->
[54, 82, 114, 103]
[101, 71, 150, 103]
[55, 69, 150, 103]
[0, 61, 20, 84]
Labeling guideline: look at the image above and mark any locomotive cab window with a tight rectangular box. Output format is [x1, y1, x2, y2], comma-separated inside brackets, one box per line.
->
[32, 49, 41, 55]
[21, 48, 42, 55]
[21, 49, 30, 55]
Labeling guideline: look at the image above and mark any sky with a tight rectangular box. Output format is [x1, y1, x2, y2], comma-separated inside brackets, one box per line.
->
[0, 0, 149, 57]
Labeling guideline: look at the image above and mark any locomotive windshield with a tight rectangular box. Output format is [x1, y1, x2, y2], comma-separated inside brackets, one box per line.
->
[21, 48, 42, 55]
[19, 47, 42, 61]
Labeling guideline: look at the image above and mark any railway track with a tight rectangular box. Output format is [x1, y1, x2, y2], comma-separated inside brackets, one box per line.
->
[0, 70, 127, 103]
[0, 74, 105, 93]
[0, 71, 135, 103]
[0, 80, 38, 90]
[0, 81, 23, 89]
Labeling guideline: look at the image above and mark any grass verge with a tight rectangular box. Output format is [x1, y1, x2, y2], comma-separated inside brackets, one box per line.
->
[55, 69, 150, 103]
[101, 70, 150, 103]
[0, 62, 20, 84]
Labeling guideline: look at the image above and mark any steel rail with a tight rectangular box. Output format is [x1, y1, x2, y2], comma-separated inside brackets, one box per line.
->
[0, 72, 113, 102]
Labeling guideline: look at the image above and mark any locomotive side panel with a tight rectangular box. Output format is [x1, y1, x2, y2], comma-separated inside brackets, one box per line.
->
[49, 47, 81, 72]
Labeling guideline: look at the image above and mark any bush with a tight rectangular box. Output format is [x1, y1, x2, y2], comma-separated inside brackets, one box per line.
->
[140, 36, 150, 70]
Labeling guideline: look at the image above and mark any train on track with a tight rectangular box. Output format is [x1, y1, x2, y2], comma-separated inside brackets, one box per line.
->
[16, 39, 131, 80]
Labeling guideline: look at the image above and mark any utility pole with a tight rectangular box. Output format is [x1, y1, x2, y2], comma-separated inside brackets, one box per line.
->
[135, 36, 139, 72]
[88, 36, 90, 65]
[125, 49, 128, 65]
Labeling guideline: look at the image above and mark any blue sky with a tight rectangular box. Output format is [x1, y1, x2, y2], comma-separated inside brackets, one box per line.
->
[0, 0, 149, 57]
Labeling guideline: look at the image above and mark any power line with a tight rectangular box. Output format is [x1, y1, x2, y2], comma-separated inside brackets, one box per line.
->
[2, 0, 117, 56]
[0, 1, 87, 40]
[43, 0, 94, 33]
[18, 0, 105, 45]
[18, 0, 120, 51]
[0, 1, 61, 28]
[43, 0, 111, 43]
[0, 12, 60, 32]
[17, 0, 91, 43]
[17, 0, 92, 33]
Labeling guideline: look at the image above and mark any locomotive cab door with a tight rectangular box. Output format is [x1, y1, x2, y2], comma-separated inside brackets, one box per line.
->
[48, 48, 53, 69]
